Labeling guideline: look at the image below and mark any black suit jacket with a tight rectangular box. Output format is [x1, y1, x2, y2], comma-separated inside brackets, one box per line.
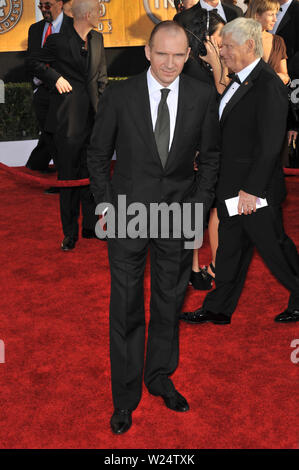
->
[28, 24, 108, 138]
[216, 60, 289, 210]
[87, 72, 220, 225]
[276, 0, 299, 79]
[173, 2, 241, 27]
[26, 13, 73, 85]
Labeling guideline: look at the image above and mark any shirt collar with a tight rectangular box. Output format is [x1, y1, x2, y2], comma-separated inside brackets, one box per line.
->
[52, 11, 63, 30]
[237, 58, 260, 83]
[147, 67, 180, 96]
[280, 0, 292, 12]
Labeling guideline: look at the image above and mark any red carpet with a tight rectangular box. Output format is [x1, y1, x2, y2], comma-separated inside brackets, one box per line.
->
[0, 170, 298, 449]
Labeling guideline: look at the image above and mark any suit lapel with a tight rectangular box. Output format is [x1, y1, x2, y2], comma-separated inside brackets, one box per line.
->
[131, 72, 163, 168]
[276, 2, 293, 33]
[87, 31, 100, 83]
[220, 60, 264, 126]
[165, 75, 194, 170]
[69, 31, 83, 75]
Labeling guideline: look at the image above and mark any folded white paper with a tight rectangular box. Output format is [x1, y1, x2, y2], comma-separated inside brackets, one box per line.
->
[225, 196, 268, 217]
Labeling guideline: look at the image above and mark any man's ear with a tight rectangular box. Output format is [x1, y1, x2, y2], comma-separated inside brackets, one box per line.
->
[246, 38, 255, 53]
[185, 47, 191, 63]
[144, 44, 151, 62]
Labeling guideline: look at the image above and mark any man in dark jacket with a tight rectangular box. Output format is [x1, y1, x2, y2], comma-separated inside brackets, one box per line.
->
[28, 0, 108, 250]
[26, 0, 73, 173]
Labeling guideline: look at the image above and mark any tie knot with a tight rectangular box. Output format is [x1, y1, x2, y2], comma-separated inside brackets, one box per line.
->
[160, 88, 170, 101]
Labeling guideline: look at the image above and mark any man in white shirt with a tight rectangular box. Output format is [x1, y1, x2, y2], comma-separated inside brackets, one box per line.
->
[87, 20, 220, 434]
[181, 17, 299, 326]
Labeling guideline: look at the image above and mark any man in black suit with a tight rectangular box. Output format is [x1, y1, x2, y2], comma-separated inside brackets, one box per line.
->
[87, 21, 220, 434]
[271, 0, 299, 166]
[181, 18, 299, 326]
[28, 0, 108, 250]
[26, 0, 73, 173]
[270, 0, 299, 79]
[174, 0, 241, 27]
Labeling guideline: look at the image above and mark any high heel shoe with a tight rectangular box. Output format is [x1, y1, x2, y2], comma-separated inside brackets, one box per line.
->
[189, 263, 215, 290]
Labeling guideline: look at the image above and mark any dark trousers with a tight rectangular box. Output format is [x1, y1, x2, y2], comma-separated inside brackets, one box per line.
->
[108, 236, 193, 411]
[26, 86, 55, 171]
[56, 130, 97, 239]
[203, 205, 299, 316]
[59, 185, 97, 239]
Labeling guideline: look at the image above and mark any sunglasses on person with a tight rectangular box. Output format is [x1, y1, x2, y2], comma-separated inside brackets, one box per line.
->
[38, 2, 59, 10]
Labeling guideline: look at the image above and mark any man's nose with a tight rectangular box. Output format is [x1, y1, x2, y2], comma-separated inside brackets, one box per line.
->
[165, 56, 174, 69]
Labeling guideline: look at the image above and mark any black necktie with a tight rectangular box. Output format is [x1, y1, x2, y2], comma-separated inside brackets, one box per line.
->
[227, 72, 241, 85]
[154, 88, 170, 168]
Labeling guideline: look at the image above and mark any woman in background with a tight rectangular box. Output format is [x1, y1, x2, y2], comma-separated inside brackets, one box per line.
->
[181, 10, 229, 289]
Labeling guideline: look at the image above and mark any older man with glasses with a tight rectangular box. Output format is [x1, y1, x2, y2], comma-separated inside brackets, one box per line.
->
[25, 1, 73, 180]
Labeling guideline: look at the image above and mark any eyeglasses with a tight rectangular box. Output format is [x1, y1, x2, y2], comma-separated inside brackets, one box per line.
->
[38, 2, 55, 10]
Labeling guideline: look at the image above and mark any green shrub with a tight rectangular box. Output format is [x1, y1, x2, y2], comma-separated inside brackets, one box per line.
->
[0, 78, 127, 141]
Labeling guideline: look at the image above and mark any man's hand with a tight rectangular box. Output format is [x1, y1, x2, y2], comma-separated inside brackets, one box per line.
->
[288, 130, 298, 147]
[56, 77, 72, 94]
[238, 190, 257, 215]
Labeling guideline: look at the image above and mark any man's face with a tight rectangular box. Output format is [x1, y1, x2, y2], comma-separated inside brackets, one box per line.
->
[38, 1, 63, 22]
[63, 1, 73, 18]
[220, 33, 254, 72]
[87, 0, 101, 28]
[145, 29, 190, 87]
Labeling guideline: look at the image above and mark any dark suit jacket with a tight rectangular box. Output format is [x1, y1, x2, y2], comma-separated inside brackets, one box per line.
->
[26, 13, 73, 85]
[87, 71, 220, 226]
[28, 25, 108, 138]
[216, 60, 289, 211]
[275, 0, 299, 79]
[173, 2, 241, 27]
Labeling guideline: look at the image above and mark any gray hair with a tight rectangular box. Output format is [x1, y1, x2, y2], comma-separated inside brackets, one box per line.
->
[72, 0, 98, 19]
[221, 18, 263, 58]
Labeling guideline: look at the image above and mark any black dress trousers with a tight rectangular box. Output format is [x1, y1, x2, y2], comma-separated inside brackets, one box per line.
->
[108, 236, 193, 411]
[203, 205, 299, 317]
[26, 85, 56, 171]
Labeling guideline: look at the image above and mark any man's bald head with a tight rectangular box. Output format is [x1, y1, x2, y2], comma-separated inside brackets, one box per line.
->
[71, 0, 99, 19]
[148, 20, 189, 50]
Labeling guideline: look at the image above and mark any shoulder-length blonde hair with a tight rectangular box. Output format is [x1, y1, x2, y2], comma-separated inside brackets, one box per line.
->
[246, 0, 280, 19]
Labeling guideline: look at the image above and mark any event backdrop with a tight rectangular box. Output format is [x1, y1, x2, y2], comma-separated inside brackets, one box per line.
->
[0, 0, 178, 52]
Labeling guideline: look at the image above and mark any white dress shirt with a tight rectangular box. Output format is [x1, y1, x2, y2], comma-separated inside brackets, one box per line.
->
[41, 11, 64, 46]
[147, 68, 179, 151]
[200, 0, 227, 22]
[219, 58, 260, 120]
[269, 0, 293, 34]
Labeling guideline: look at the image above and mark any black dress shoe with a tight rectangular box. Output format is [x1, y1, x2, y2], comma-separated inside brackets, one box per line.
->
[61, 236, 76, 251]
[189, 263, 215, 290]
[160, 390, 189, 412]
[110, 409, 132, 434]
[274, 309, 299, 323]
[179, 307, 231, 324]
[45, 187, 60, 194]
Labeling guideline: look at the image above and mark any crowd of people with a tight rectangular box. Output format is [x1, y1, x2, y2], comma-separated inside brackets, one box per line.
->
[24, 0, 299, 435]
